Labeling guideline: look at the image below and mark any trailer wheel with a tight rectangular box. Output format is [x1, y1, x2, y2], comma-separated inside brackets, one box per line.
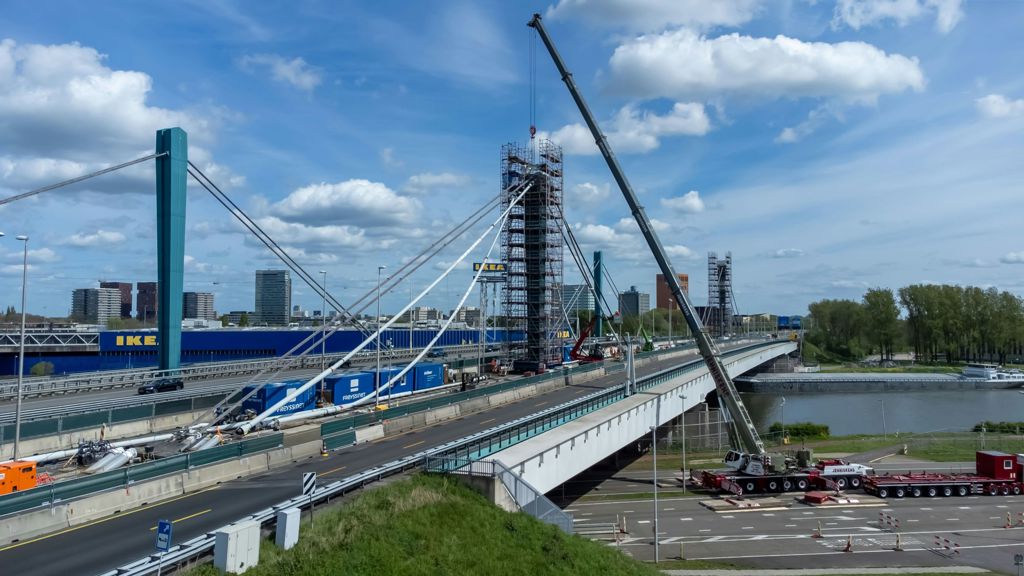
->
[942, 486, 953, 497]
[926, 487, 938, 497]
[1014, 485, 1021, 495]
[849, 477, 862, 489]
[989, 485, 999, 496]
[797, 479, 809, 491]
[836, 477, 847, 489]
[957, 486, 968, 497]
[911, 487, 922, 497]
[768, 480, 779, 492]
[895, 487, 906, 498]
[1001, 485, 1011, 496]
[877, 488, 889, 498]
[745, 482, 757, 493]
[783, 480, 793, 492]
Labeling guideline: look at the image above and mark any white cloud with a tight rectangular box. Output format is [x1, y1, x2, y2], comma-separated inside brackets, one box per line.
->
[660, 190, 705, 213]
[379, 147, 403, 168]
[833, 0, 964, 34]
[1002, 252, 1024, 264]
[254, 216, 373, 249]
[772, 248, 805, 258]
[607, 29, 925, 103]
[64, 229, 126, 247]
[546, 0, 761, 31]
[570, 182, 611, 203]
[7, 247, 58, 263]
[239, 54, 322, 91]
[271, 179, 422, 228]
[0, 38, 235, 193]
[976, 94, 1024, 119]
[402, 172, 471, 194]
[666, 244, 696, 259]
[614, 217, 669, 233]
[776, 105, 837, 143]
[539, 102, 710, 155]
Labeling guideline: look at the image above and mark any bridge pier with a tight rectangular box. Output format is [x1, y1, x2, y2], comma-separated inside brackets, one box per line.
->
[155, 127, 187, 372]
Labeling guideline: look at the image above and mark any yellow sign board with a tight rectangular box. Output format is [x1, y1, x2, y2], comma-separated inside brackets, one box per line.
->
[115, 335, 158, 346]
[473, 262, 507, 272]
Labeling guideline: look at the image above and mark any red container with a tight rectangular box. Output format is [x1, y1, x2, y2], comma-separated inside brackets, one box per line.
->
[976, 451, 1016, 480]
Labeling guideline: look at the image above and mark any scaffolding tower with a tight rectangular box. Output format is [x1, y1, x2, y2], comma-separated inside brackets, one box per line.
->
[707, 251, 734, 338]
[501, 140, 564, 369]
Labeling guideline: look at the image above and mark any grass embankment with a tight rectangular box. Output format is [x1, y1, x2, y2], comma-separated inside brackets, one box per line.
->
[189, 474, 661, 576]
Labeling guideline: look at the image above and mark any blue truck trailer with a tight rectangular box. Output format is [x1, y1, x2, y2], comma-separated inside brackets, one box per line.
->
[242, 380, 317, 417]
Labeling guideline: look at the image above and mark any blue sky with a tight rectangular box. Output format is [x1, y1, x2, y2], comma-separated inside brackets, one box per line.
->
[0, 0, 1022, 319]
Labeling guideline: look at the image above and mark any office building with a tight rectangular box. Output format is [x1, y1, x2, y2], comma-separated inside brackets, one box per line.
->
[183, 292, 215, 320]
[137, 282, 158, 323]
[72, 288, 121, 325]
[255, 270, 291, 325]
[100, 281, 133, 318]
[618, 286, 650, 317]
[655, 273, 689, 310]
[561, 284, 595, 314]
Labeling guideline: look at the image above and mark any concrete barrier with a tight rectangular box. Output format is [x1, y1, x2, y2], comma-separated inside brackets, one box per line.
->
[354, 425, 385, 443]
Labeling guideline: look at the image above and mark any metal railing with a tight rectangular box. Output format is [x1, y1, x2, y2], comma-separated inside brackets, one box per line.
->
[424, 457, 573, 534]
[94, 341, 788, 575]
[0, 343, 497, 400]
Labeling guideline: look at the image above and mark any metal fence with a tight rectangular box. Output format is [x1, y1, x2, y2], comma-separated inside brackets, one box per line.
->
[423, 456, 573, 534]
[0, 433, 282, 517]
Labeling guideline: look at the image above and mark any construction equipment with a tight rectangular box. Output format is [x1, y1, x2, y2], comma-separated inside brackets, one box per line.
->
[865, 451, 1024, 498]
[529, 13, 769, 473]
[638, 323, 654, 353]
[568, 318, 604, 363]
[0, 460, 37, 494]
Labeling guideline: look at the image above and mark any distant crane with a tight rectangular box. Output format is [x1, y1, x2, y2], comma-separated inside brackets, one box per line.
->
[529, 13, 773, 475]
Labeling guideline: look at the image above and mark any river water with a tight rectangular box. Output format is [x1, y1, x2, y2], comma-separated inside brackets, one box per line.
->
[740, 389, 1024, 436]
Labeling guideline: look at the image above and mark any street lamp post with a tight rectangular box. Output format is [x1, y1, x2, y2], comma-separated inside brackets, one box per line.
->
[319, 270, 327, 405]
[13, 235, 28, 460]
[375, 265, 386, 408]
[781, 396, 786, 443]
[651, 424, 660, 563]
[679, 393, 687, 487]
[879, 399, 887, 439]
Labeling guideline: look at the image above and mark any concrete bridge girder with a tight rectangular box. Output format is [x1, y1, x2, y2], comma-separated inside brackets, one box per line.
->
[486, 342, 796, 495]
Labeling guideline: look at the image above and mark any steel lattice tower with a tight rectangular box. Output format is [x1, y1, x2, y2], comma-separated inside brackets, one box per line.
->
[500, 140, 564, 368]
[707, 251, 734, 338]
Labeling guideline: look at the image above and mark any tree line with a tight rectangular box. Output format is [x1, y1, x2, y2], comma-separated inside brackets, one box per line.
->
[806, 284, 1024, 364]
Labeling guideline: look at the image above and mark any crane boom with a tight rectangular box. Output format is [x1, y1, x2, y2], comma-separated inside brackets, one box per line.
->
[528, 13, 765, 457]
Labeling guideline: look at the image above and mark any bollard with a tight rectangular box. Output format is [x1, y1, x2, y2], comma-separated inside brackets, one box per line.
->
[812, 520, 823, 539]
[321, 441, 329, 457]
[679, 541, 685, 560]
[842, 534, 853, 553]
[621, 515, 629, 534]
[893, 532, 903, 552]
[1007, 512, 1014, 529]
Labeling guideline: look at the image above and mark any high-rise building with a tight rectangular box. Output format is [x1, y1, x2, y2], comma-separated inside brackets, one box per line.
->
[100, 281, 133, 318]
[136, 282, 158, 323]
[655, 273, 689, 310]
[561, 284, 595, 314]
[618, 286, 650, 317]
[255, 270, 291, 325]
[183, 292, 215, 320]
[72, 288, 121, 325]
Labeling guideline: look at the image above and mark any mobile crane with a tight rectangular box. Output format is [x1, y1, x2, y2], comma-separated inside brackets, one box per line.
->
[528, 15, 872, 492]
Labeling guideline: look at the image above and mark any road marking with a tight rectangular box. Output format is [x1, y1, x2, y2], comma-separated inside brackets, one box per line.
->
[784, 524, 797, 528]
[321, 465, 347, 477]
[919, 507, 932, 511]
[149, 509, 212, 531]
[623, 510, 634, 513]
[907, 519, 919, 522]
[997, 505, 1009, 509]
[680, 518, 692, 522]
[664, 507, 675, 511]
[802, 511, 814, 515]
[699, 529, 711, 532]
[480, 418, 496, 425]
[826, 523, 837, 526]
[990, 516, 1002, 520]
[580, 512, 592, 516]
[741, 526, 754, 530]
[762, 513, 775, 517]
[403, 440, 425, 449]
[721, 515, 735, 519]
[959, 506, 971, 510]
[0, 485, 221, 552]
[534, 401, 548, 407]
[637, 520, 651, 524]
[946, 518, 960, 521]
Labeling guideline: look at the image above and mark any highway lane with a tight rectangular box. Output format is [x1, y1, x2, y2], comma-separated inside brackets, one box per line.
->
[0, 349, 499, 415]
[0, 345, 717, 576]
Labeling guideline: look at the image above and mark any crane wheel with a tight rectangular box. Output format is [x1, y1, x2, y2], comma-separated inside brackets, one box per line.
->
[926, 487, 937, 497]
[957, 486, 968, 496]
[942, 486, 953, 497]
[911, 487, 922, 497]
[797, 479, 808, 491]
[877, 488, 889, 498]
[783, 480, 793, 492]
[894, 488, 906, 498]
[836, 478, 847, 489]
[849, 477, 861, 489]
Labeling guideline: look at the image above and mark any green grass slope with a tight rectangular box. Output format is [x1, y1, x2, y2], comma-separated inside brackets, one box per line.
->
[190, 474, 659, 576]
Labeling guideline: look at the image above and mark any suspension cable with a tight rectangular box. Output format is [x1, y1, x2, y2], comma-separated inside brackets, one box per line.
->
[0, 153, 166, 207]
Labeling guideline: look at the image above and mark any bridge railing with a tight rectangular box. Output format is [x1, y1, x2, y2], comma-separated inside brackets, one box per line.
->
[423, 456, 573, 534]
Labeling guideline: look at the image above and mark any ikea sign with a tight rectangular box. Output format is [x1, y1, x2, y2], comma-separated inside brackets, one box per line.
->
[473, 262, 507, 272]
[107, 334, 159, 348]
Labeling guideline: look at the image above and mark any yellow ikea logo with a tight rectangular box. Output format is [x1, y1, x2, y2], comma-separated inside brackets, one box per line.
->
[115, 335, 158, 346]
[473, 262, 507, 272]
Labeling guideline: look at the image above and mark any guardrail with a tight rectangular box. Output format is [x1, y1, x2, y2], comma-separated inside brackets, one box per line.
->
[95, 341, 786, 575]
[0, 343, 498, 400]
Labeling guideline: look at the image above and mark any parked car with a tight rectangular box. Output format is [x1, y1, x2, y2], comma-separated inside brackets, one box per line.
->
[427, 347, 446, 358]
[138, 378, 184, 394]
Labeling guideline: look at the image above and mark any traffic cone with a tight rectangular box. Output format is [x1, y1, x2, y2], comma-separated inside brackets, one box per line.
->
[321, 441, 329, 457]
[842, 534, 853, 553]
[893, 533, 904, 552]
[812, 520, 823, 539]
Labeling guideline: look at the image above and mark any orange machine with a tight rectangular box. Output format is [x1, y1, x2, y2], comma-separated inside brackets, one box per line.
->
[0, 460, 37, 494]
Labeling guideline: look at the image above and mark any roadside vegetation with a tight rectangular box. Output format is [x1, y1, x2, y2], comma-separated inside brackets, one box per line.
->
[803, 284, 1024, 366]
[189, 473, 661, 576]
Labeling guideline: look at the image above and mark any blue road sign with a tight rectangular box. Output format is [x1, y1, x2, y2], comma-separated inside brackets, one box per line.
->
[156, 519, 173, 552]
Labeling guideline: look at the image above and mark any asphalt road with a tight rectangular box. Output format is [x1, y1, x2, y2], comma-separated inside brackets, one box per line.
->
[567, 479, 1024, 574]
[0, 345, 715, 576]
[0, 349, 497, 415]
